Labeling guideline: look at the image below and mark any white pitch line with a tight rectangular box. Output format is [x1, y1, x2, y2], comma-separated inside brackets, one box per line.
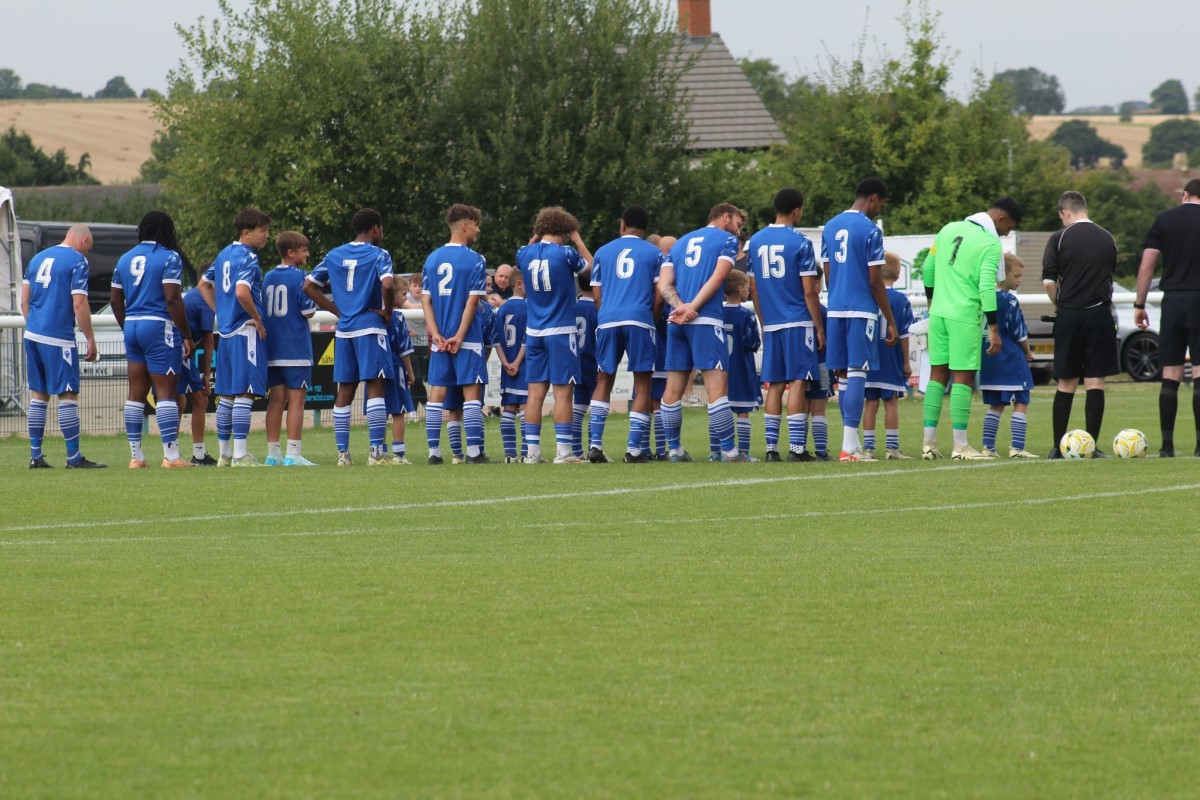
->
[2, 478, 1195, 548]
[0, 460, 1029, 535]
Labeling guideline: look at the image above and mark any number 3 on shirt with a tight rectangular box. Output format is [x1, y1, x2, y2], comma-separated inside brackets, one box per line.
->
[834, 230, 849, 264]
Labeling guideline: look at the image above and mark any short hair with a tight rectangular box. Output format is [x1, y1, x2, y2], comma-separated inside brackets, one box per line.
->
[647, 233, 662, 246]
[137, 210, 180, 253]
[1004, 253, 1025, 272]
[1057, 191, 1087, 214]
[408, 272, 421, 285]
[577, 270, 592, 293]
[275, 231, 309, 260]
[351, 208, 383, 234]
[724, 269, 749, 294]
[773, 188, 805, 215]
[533, 207, 579, 237]
[446, 204, 482, 227]
[882, 251, 901, 282]
[707, 203, 742, 223]
[854, 177, 887, 199]
[990, 196, 1024, 224]
[1183, 179, 1200, 199]
[622, 205, 650, 232]
[234, 208, 271, 234]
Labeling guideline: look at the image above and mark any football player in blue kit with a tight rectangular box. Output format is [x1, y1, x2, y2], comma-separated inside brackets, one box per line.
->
[21, 224, 105, 469]
[419, 204, 490, 465]
[862, 252, 914, 459]
[305, 208, 396, 466]
[723, 270, 761, 460]
[112, 210, 194, 469]
[496, 271, 529, 462]
[516, 207, 593, 464]
[747, 188, 824, 462]
[199, 208, 272, 467]
[819, 178, 898, 462]
[264, 231, 335, 466]
[572, 272, 599, 459]
[980, 254, 1038, 459]
[658, 203, 747, 463]
[587, 206, 662, 463]
[178, 284, 216, 465]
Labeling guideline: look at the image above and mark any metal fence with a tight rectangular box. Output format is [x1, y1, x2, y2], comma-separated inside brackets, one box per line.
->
[0, 309, 715, 438]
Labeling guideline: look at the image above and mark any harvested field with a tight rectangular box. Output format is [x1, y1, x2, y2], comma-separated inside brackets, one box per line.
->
[0, 99, 159, 184]
[1029, 114, 1200, 168]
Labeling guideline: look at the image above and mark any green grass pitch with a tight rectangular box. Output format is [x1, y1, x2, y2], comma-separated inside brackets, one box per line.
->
[3, 383, 1199, 798]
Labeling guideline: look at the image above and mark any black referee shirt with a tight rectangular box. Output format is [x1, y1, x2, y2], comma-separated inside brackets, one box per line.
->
[1143, 203, 1200, 292]
[1042, 220, 1117, 309]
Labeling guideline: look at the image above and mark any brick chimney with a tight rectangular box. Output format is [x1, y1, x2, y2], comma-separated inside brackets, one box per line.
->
[678, 0, 712, 37]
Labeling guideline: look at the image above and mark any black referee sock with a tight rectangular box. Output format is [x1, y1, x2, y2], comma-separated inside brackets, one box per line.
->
[1053, 391, 1074, 452]
[1193, 385, 1200, 450]
[1160, 379, 1180, 449]
[1085, 389, 1105, 445]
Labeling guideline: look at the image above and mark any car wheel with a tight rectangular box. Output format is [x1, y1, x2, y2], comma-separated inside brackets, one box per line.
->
[1122, 332, 1161, 382]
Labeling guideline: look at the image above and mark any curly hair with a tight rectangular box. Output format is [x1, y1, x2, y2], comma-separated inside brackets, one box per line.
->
[532, 207, 579, 238]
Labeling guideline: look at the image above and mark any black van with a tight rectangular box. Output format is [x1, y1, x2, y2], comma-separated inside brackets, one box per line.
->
[16, 221, 197, 312]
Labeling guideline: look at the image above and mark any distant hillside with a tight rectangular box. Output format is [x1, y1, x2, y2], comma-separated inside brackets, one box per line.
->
[0, 99, 159, 185]
[1028, 114, 1200, 169]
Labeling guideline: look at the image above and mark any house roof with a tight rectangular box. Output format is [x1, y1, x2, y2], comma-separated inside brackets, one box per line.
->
[677, 33, 785, 152]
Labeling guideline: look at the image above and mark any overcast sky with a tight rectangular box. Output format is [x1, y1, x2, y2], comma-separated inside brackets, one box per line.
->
[4, 0, 1197, 110]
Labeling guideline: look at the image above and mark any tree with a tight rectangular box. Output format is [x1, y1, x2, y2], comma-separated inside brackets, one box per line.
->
[1150, 79, 1189, 114]
[136, 128, 182, 184]
[21, 83, 81, 99]
[438, 0, 691, 259]
[0, 127, 99, 186]
[0, 69, 21, 99]
[95, 76, 137, 99]
[747, 5, 1068, 235]
[1142, 118, 1200, 167]
[159, 0, 691, 268]
[1049, 120, 1126, 169]
[992, 67, 1065, 115]
[1195, 86, 1200, 115]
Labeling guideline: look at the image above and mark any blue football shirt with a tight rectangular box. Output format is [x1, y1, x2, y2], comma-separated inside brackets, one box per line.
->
[866, 288, 914, 392]
[112, 242, 184, 322]
[747, 225, 818, 330]
[183, 288, 214, 337]
[497, 296, 527, 388]
[590, 236, 660, 330]
[309, 242, 393, 337]
[387, 310, 415, 363]
[263, 265, 317, 366]
[202, 242, 264, 337]
[723, 302, 761, 405]
[422, 243, 487, 348]
[23, 244, 89, 346]
[517, 242, 588, 336]
[662, 226, 739, 326]
[575, 296, 598, 373]
[979, 289, 1033, 391]
[820, 210, 885, 318]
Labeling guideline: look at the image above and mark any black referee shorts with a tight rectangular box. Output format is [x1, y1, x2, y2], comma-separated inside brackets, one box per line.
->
[1053, 304, 1118, 380]
[1159, 291, 1200, 367]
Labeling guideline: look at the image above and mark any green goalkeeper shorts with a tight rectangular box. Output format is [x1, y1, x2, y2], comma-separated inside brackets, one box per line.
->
[927, 315, 983, 372]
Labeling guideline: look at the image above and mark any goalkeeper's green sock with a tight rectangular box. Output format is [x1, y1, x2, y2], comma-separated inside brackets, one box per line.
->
[923, 380, 945, 442]
[951, 382, 973, 449]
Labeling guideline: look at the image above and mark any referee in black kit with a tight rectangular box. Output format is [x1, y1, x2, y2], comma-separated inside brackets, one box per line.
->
[1134, 178, 1200, 457]
[1043, 191, 1119, 458]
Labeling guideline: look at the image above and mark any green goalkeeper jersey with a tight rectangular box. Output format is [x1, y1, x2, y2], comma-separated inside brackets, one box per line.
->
[924, 219, 1001, 324]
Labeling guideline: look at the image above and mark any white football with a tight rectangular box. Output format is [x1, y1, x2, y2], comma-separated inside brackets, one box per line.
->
[1059, 429, 1096, 460]
[1112, 428, 1148, 459]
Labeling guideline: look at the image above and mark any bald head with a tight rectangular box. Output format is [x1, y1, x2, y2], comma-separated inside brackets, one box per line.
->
[63, 224, 93, 255]
[658, 235, 677, 256]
